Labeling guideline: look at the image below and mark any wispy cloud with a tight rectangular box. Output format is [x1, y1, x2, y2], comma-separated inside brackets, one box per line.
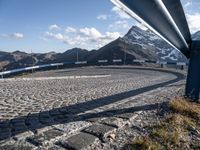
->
[0, 32, 24, 39]
[97, 14, 108, 20]
[65, 27, 77, 33]
[111, 6, 130, 20]
[109, 20, 130, 30]
[49, 24, 61, 31]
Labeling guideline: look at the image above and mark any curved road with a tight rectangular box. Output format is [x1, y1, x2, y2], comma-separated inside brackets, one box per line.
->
[0, 66, 185, 149]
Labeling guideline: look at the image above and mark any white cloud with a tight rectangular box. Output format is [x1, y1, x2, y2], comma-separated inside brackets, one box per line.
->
[13, 33, 24, 39]
[65, 27, 77, 33]
[109, 20, 130, 30]
[100, 32, 121, 41]
[49, 24, 61, 30]
[111, 6, 130, 19]
[42, 27, 121, 49]
[186, 13, 200, 33]
[80, 27, 102, 39]
[97, 14, 108, 20]
[0, 32, 24, 40]
[45, 32, 64, 40]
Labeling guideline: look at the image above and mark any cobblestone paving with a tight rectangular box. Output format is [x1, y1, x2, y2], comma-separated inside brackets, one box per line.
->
[0, 66, 185, 149]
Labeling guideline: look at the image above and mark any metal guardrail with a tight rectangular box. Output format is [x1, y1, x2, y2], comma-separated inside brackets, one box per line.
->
[0, 59, 187, 78]
[0, 63, 64, 76]
[110, 0, 200, 101]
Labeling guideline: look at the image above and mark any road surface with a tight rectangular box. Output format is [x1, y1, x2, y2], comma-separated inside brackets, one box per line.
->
[0, 66, 185, 149]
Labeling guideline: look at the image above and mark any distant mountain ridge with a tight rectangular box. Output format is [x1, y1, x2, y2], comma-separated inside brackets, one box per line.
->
[0, 26, 196, 71]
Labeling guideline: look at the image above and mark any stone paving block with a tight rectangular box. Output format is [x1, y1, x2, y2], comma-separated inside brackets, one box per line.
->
[100, 117, 127, 128]
[0, 128, 11, 140]
[47, 145, 66, 150]
[51, 114, 70, 123]
[49, 109, 62, 116]
[56, 132, 97, 150]
[53, 121, 91, 139]
[85, 116, 105, 122]
[13, 131, 34, 141]
[0, 133, 11, 141]
[58, 107, 70, 115]
[83, 124, 115, 139]
[115, 113, 136, 119]
[25, 116, 44, 131]
[0, 121, 10, 128]
[11, 124, 28, 135]
[27, 128, 64, 146]
[39, 112, 54, 124]
[0, 144, 34, 150]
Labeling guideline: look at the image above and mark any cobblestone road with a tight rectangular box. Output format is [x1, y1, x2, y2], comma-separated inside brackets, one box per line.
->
[0, 66, 185, 149]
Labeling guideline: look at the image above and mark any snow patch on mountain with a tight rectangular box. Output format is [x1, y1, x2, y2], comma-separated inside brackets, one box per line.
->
[122, 26, 187, 62]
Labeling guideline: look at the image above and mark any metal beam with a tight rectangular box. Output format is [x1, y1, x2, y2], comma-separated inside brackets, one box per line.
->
[162, 0, 191, 56]
[111, 0, 190, 57]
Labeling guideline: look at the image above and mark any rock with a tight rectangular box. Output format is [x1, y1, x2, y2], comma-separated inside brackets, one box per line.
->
[26, 129, 64, 146]
[108, 133, 116, 140]
[56, 132, 98, 150]
[100, 117, 126, 128]
[83, 124, 115, 140]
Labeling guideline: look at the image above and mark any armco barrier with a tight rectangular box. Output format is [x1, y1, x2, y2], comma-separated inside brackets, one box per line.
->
[75, 61, 87, 65]
[0, 59, 187, 78]
[113, 59, 122, 63]
[98, 60, 108, 63]
[0, 63, 64, 77]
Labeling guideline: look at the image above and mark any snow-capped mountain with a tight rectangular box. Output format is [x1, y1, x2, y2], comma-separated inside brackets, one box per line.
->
[122, 26, 187, 62]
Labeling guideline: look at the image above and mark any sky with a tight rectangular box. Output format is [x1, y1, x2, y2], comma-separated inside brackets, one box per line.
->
[0, 0, 200, 53]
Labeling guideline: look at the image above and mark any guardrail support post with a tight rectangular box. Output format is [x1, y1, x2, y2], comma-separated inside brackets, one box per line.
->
[185, 41, 200, 101]
[181, 65, 184, 70]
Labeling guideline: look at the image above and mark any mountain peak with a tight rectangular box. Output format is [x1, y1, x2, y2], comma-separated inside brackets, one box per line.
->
[12, 50, 27, 55]
[122, 25, 187, 62]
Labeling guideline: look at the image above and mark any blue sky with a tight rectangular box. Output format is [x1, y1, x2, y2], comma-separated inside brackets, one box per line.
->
[0, 0, 199, 53]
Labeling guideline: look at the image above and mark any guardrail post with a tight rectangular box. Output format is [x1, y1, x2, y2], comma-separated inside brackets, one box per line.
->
[185, 41, 200, 101]
[181, 65, 184, 70]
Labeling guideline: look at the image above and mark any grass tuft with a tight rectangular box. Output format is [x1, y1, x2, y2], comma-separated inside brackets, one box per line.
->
[128, 137, 162, 150]
[169, 98, 200, 119]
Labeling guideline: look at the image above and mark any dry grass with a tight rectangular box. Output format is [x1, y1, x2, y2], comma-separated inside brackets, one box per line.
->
[128, 137, 162, 150]
[169, 97, 200, 119]
[129, 98, 200, 150]
[166, 113, 196, 127]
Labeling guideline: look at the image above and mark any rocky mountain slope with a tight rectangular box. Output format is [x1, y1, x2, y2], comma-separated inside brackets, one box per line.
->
[122, 26, 187, 62]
